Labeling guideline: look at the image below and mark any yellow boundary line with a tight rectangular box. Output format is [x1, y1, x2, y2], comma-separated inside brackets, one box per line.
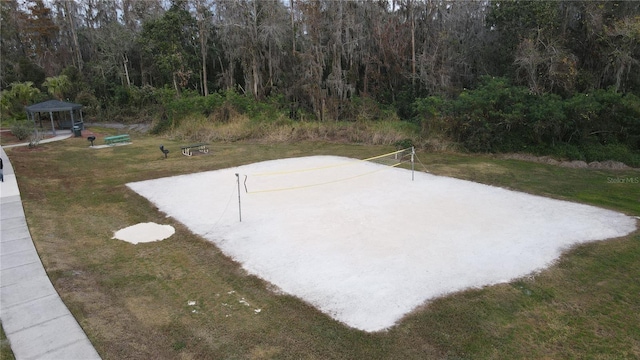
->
[249, 148, 412, 177]
[247, 162, 403, 194]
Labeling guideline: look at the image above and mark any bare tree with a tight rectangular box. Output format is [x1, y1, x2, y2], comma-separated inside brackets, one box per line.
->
[296, 0, 327, 120]
[194, 0, 214, 96]
[514, 30, 577, 95]
[54, 0, 83, 71]
[514, 37, 543, 94]
[604, 16, 640, 93]
[94, 21, 135, 87]
[258, 1, 289, 95]
[216, 0, 289, 99]
[23, 0, 60, 75]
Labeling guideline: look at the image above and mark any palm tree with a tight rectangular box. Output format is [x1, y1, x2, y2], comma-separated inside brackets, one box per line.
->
[0, 81, 41, 117]
[43, 75, 71, 100]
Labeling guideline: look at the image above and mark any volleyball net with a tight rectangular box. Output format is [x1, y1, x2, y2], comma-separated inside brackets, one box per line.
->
[241, 147, 415, 194]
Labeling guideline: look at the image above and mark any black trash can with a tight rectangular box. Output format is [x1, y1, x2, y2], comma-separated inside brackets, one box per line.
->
[73, 126, 82, 137]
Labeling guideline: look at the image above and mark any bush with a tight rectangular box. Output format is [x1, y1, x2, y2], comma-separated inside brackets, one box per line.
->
[150, 113, 173, 135]
[530, 143, 585, 161]
[394, 138, 414, 150]
[580, 143, 640, 167]
[11, 121, 34, 140]
[75, 91, 99, 115]
[412, 78, 640, 159]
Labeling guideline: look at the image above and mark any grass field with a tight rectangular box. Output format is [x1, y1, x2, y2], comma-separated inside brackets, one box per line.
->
[4, 130, 640, 359]
[0, 324, 15, 360]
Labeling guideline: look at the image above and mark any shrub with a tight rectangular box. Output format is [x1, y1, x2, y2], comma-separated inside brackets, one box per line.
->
[28, 129, 43, 148]
[580, 143, 640, 167]
[530, 143, 584, 161]
[412, 78, 640, 160]
[75, 91, 99, 115]
[11, 121, 34, 140]
[150, 113, 173, 135]
[394, 138, 414, 149]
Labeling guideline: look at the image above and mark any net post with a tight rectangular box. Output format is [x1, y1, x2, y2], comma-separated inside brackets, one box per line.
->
[411, 146, 415, 181]
[235, 173, 242, 222]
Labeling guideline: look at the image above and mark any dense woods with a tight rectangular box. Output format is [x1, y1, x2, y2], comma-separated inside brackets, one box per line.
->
[1, 0, 640, 163]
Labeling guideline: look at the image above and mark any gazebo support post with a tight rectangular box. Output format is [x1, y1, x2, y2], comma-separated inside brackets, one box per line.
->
[28, 111, 35, 128]
[49, 111, 56, 136]
[70, 110, 75, 130]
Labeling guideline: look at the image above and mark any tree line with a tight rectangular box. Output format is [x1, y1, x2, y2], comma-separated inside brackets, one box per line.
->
[1, 0, 639, 162]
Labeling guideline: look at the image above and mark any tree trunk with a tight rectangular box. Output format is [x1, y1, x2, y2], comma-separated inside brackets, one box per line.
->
[410, 0, 416, 91]
[291, 0, 295, 54]
[196, 1, 209, 96]
[123, 54, 131, 87]
[64, 1, 83, 71]
[173, 73, 179, 94]
[201, 38, 208, 96]
[252, 57, 259, 98]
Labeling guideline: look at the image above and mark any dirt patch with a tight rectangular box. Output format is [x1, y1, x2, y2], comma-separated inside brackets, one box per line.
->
[501, 154, 632, 169]
[0, 129, 55, 146]
[585, 160, 631, 170]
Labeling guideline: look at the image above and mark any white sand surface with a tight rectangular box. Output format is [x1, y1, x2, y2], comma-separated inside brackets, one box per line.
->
[127, 155, 636, 332]
[113, 222, 175, 244]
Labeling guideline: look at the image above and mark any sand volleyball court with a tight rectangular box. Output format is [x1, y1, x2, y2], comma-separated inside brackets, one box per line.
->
[127, 155, 636, 332]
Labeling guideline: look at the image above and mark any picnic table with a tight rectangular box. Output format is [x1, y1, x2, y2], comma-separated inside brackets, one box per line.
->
[181, 143, 209, 156]
[104, 134, 130, 145]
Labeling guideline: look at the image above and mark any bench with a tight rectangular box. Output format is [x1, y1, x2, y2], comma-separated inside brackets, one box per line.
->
[59, 121, 83, 130]
[104, 134, 131, 145]
[181, 143, 209, 156]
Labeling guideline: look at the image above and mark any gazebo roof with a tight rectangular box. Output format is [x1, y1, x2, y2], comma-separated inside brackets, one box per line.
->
[26, 99, 83, 113]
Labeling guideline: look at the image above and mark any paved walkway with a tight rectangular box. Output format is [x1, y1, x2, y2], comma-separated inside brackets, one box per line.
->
[1, 134, 101, 359]
[1, 130, 74, 149]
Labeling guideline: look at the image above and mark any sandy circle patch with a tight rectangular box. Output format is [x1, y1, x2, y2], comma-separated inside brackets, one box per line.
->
[113, 222, 175, 244]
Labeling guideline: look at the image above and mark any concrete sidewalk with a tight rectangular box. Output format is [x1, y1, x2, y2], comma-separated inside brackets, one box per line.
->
[1, 144, 100, 359]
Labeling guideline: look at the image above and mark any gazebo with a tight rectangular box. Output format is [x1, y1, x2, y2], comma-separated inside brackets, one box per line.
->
[25, 100, 84, 136]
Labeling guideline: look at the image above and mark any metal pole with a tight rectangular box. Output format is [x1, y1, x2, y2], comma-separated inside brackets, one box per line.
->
[411, 146, 415, 181]
[235, 173, 242, 222]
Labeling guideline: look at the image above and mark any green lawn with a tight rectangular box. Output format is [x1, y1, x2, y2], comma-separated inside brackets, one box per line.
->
[5, 131, 639, 359]
[0, 324, 15, 360]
